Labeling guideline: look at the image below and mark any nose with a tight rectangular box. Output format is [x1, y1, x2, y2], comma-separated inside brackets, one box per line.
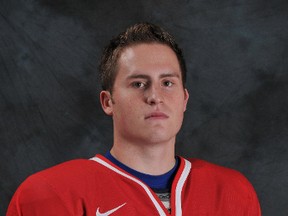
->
[145, 85, 163, 105]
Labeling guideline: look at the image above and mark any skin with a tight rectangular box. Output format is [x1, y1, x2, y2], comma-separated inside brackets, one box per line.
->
[100, 43, 189, 175]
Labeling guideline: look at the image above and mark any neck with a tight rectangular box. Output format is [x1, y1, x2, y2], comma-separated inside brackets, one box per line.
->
[110, 138, 176, 175]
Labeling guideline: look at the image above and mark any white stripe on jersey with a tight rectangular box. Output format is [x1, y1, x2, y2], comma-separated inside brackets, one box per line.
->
[90, 156, 166, 216]
[90, 156, 192, 216]
[175, 159, 192, 216]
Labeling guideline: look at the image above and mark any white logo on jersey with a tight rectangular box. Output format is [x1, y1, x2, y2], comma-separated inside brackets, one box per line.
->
[96, 203, 126, 216]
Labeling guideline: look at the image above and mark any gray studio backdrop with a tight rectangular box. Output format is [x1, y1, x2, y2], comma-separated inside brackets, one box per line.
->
[1, 0, 288, 215]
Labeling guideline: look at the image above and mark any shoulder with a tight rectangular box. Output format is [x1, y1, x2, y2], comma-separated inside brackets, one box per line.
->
[13, 159, 94, 194]
[188, 158, 252, 184]
[24, 159, 92, 181]
[19, 158, 104, 190]
[185, 158, 259, 199]
[183, 158, 261, 215]
[7, 158, 101, 215]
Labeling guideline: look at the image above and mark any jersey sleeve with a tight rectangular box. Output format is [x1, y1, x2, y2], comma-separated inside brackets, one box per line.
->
[243, 176, 262, 216]
[188, 158, 262, 215]
[222, 167, 262, 216]
[225, 167, 262, 216]
[6, 174, 72, 216]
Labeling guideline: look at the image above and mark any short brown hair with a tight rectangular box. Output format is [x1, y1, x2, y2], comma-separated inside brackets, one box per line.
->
[99, 22, 187, 92]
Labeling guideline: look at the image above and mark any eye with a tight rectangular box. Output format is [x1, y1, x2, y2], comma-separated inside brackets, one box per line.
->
[132, 81, 146, 88]
[163, 80, 173, 87]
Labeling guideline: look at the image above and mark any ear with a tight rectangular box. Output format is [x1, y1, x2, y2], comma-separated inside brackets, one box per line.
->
[183, 88, 189, 112]
[100, 91, 113, 116]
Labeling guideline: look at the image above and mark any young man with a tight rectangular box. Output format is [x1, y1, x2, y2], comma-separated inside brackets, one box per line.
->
[7, 23, 261, 215]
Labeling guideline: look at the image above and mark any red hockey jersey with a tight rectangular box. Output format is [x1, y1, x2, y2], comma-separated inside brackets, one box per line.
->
[7, 155, 261, 216]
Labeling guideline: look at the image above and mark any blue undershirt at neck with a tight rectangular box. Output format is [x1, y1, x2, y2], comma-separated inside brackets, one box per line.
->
[105, 152, 179, 192]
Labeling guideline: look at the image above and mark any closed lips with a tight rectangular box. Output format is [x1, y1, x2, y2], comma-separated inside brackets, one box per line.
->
[145, 112, 168, 119]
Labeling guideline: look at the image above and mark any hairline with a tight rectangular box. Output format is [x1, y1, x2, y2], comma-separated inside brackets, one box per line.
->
[110, 41, 186, 93]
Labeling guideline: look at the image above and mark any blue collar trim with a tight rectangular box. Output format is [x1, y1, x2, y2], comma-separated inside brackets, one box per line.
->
[105, 151, 179, 191]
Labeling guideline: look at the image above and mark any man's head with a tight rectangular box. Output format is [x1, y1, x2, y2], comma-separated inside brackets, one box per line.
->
[99, 22, 187, 93]
[99, 23, 189, 146]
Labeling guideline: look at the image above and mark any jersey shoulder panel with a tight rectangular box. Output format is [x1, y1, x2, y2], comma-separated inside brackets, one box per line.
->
[188, 158, 255, 190]
[7, 159, 105, 216]
[185, 158, 261, 215]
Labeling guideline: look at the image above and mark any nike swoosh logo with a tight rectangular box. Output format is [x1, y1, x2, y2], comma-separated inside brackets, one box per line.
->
[96, 203, 126, 216]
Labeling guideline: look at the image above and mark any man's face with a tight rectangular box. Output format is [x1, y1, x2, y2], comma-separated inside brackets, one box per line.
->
[100, 43, 189, 145]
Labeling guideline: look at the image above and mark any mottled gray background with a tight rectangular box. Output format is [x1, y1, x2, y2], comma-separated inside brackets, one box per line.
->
[1, 0, 288, 215]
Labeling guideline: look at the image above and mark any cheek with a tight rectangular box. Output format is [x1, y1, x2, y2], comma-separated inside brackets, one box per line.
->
[171, 97, 187, 120]
[113, 99, 140, 120]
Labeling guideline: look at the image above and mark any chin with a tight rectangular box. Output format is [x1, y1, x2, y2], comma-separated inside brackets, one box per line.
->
[143, 133, 176, 145]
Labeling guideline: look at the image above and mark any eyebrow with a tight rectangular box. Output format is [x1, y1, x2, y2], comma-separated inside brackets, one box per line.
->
[160, 73, 180, 79]
[127, 72, 180, 80]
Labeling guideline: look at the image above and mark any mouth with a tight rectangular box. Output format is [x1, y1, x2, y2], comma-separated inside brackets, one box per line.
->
[145, 112, 169, 120]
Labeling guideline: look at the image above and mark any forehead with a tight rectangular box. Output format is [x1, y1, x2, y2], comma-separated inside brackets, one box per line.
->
[117, 43, 181, 75]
